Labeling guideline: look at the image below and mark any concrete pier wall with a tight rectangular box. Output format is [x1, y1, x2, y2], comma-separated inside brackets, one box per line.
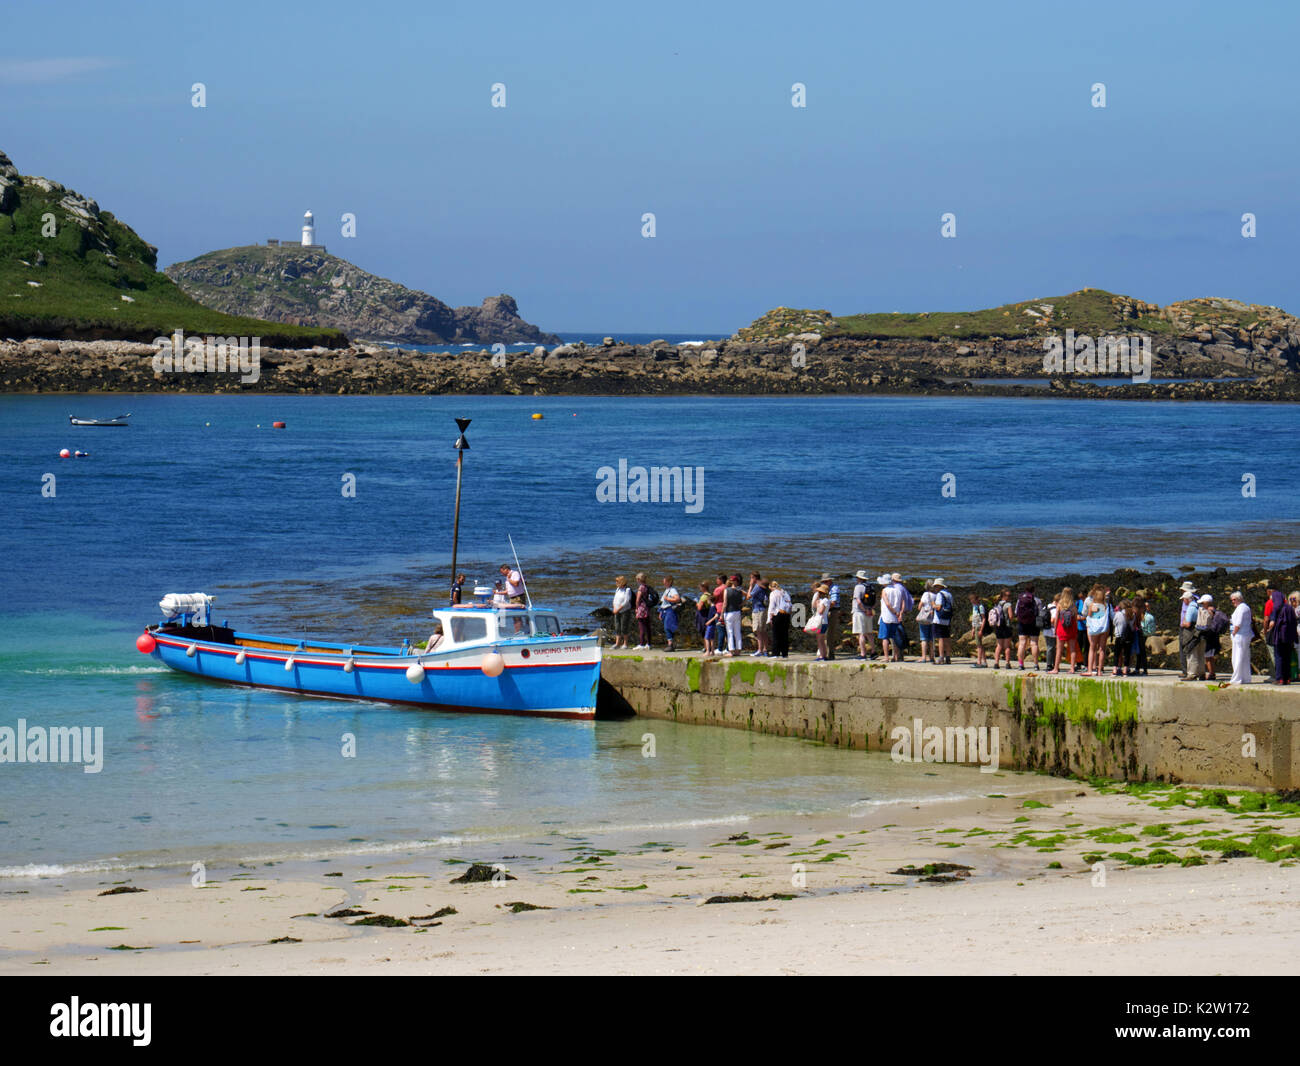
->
[602, 655, 1300, 788]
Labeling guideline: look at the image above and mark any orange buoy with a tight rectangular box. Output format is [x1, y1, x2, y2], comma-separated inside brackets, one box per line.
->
[136, 632, 156, 654]
[272, 421, 286, 429]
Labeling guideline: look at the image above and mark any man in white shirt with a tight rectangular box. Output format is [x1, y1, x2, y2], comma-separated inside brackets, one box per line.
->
[852, 569, 876, 660]
[500, 564, 526, 604]
[880, 573, 906, 661]
[1227, 591, 1253, 686]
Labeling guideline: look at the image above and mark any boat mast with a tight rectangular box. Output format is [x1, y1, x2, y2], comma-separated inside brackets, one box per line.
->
[450, 418, 470, 600]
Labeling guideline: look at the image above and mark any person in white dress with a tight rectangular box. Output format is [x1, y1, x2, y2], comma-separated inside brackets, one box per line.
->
[1227, 591, 1254, 686]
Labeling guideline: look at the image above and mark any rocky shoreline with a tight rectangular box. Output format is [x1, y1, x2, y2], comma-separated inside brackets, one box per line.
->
[3, 334, 1300, 400]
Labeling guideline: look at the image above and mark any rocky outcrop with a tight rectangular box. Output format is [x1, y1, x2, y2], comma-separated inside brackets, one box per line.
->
[5, 337, 1300, 401]
[164, 246, 559, 345]
[739, 290, 1300, 380]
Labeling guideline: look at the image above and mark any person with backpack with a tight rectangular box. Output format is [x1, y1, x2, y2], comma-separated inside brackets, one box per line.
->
[1015, 584, 1041, 670]
[1049, 588, 1078, 673]
[932, 578, 954, 665]
[1038, 594, 1057, 670]
[1195, 594, 1228, 681]
[992, 589, 1015, 669]
[634, 572, 655, 649]
[916, 580, 938, 664]
[969, 592, 988, 668]
[820, 573, 842, 661]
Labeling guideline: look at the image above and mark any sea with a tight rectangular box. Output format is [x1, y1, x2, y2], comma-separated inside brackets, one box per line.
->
[1, 391, 1297, 877]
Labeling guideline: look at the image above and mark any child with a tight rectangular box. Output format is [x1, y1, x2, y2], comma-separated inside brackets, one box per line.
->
[702, 603, 722, 657]
[969, 593, 988, 668]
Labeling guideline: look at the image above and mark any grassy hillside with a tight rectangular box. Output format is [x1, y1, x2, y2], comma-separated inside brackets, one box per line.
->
[0, 152, 346, 346]
[737, 289, 1297, 343]
[831, 289, 1172, 340]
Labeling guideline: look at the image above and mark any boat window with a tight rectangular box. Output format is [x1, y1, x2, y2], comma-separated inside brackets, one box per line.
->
[532, 615, 561, 636]
[498, 612, 532, 639]
[449, 616, 488, 643]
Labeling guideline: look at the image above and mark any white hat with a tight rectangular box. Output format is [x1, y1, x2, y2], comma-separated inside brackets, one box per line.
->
[855, 570, 870, 581]
[877, 574, 890, 585]
[1180, 588, 1196, 599]
[891, 572, 902, 582]
[932, 578, 947, 588]
[1179, 580, 1197, 592]
[1198, 594, 1213, 604]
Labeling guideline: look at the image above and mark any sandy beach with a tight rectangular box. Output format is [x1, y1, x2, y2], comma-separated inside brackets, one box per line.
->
[5, 780, 1298, 976]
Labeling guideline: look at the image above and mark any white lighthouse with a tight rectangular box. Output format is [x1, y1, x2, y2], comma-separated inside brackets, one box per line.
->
[301, 210, 315, 247]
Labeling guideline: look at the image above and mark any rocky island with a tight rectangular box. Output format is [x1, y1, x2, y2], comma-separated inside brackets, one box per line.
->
[165, 246, 558, 346]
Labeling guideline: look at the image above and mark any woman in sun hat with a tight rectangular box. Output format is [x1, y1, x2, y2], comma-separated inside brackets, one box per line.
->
[811, 583, 831, 660]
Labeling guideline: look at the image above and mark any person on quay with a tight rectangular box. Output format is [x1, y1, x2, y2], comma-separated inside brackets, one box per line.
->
[969, 591, 989, 668]
[748, 572, 771, 657]
[611, 575, 633, 649]
[659, 575, 682, 652]
[820, 573, 842, 660]
[931, 578, 954, 665]
[852, 570, 877, 660]
[634, 572, 653, 650]
[768, 580, 792, 658]
[723, 574, 746, 657]
[1224, 591, 1254, 687]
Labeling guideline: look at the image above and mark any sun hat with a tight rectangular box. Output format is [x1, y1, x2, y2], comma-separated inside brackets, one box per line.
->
[815, 583, 829, 594]
[1198, 594, 1213, 604]
[855, 570, 870, 581]
[932, 578, 947, 588]
[820, 572, 833, 581]
[1179, 580, 1197, 592]
[890, 572, 902, 582]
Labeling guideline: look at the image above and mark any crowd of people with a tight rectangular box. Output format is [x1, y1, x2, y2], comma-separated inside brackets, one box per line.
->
[605, 571, 1300, 686]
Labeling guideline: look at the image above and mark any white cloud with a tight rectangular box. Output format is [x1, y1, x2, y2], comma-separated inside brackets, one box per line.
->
[0, 57, 123, 84]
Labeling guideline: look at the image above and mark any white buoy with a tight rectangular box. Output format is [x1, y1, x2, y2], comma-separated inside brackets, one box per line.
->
[235, 650, 246, 665]
[186, 644, 197, 658]
[480, 652, 505, 677]
[284, 657, 295, 671]
[405, 663, 426, 684]
[343, 659, 355, 673]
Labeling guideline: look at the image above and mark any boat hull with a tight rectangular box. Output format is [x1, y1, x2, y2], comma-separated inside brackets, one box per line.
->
[149, 630, 602, 719]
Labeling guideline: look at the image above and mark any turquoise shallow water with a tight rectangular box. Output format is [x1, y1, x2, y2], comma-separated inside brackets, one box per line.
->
[0, 393, 1295, 873]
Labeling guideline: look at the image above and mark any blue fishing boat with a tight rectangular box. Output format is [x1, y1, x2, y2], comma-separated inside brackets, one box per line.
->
[137, 591, 602, 719]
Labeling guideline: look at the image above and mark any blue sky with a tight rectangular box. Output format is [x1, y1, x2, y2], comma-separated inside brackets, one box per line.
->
[3, 0, 1297, 332]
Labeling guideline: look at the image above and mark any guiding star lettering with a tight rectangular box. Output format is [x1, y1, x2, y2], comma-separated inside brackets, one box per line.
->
[595, 459, 704, 514]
